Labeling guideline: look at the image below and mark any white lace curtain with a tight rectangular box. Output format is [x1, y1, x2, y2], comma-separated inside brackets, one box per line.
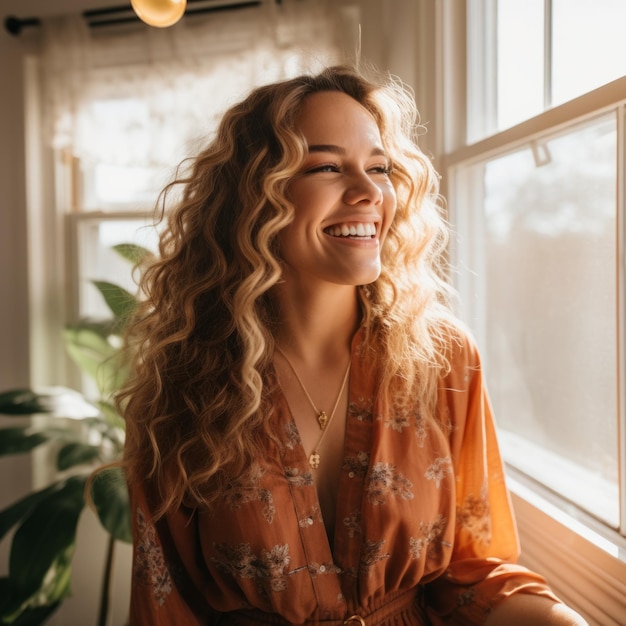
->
[40, 0, 358, 167]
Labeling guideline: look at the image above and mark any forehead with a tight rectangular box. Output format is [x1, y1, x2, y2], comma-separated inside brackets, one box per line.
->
[295, 90, 383, 145]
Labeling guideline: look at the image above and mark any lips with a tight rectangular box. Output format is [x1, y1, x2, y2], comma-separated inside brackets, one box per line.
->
[324, 222, 377, 238]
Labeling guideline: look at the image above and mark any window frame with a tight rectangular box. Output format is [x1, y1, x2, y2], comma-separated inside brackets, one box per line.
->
[433, 2, 626, 621]
[443, 78, 626, 543]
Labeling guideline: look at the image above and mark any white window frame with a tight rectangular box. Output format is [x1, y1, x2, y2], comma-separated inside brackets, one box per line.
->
[431, 2, 626, 623]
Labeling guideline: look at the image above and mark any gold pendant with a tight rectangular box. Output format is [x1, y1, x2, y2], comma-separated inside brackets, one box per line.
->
[317, 411, 328, 430]
[309, 451, 320, 469]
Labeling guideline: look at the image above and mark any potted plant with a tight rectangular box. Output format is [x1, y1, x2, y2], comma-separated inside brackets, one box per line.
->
[0, 243, 149, 625]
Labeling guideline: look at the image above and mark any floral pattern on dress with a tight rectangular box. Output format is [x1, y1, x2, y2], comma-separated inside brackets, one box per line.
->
[308, 561, 342, 577]
[360, 539, 391, 571]
[343, 451, 370, 478]
[212, 542, 292, 593]
[457, 492, 491, 546]
[409, 514, 449, 560]
[414, 413, 429, 447]
[457, 587, 477, 607]
[223, 465, 276, 524]
[424, 457, 452, 488]
[379, 409, 411, 432]
[348, 397, 374, 422]
[133, 507, 173, 605]
[284, 466, 314, 487]
[367, 462, 414, 505]
[284, 421, 301, 450]
[435, 405, 455, 437]
[343, 509, 362, 538]
[379, 398, 430, 447]
[298, 505, 323, 528]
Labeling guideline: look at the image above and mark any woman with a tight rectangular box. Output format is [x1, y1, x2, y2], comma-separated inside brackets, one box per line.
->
[122, 66, 587, 625]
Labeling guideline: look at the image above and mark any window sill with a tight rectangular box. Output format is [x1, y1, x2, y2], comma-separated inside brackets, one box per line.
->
[500, 429, 619, 528]
[508, 475, 626, 626]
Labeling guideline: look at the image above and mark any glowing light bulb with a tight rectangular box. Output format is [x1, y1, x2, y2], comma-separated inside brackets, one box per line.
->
[130, 0, 187, 28]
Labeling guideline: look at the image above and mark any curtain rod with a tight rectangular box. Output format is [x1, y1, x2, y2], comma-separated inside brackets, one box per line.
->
[4, 0, 278, 36]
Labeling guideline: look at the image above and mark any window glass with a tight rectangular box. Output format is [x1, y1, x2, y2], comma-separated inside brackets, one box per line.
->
[552, 0, 626, 106]
[74, 217, 160, 319]
[494, 0, 626, 133]
[496, 0, 544, 129]
[479, 114, 619, 525]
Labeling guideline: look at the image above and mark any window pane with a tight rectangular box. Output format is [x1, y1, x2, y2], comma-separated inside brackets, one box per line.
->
[480, 114, 619, 525]
[78, 98, 185, 210]
[497, 0, 544, 129]
[74, 217, 160, 319]
[552, 0, 626, 105]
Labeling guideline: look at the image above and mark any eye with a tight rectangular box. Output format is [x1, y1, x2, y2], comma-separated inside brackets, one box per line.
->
[368, 164, 393, 175]
[305, 163, 340, 174]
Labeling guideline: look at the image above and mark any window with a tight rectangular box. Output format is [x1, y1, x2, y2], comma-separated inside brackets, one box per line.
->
[456, 113, 619, 527]
[443, 2, 626, 620]
[483, 0, 626, 137]
[36, 2, 353, 330]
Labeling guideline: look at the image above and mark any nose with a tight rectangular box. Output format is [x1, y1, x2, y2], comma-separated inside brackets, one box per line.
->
[343, 172, 383, 206]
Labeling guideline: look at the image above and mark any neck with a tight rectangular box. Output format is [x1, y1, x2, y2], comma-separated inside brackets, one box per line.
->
[271, 281, 360, 363]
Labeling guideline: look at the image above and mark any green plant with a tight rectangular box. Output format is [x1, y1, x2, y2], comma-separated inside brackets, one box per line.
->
[0, 243, 149, 626]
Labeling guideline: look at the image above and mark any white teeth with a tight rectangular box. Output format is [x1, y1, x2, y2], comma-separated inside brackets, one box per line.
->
[327, 223, 376, 238]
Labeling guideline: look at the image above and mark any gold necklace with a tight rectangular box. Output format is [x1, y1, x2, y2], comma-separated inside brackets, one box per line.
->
[275, 346, 351, 469]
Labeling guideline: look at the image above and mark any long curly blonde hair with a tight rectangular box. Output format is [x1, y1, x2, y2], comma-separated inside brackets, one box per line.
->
[121, 65, 456, 517]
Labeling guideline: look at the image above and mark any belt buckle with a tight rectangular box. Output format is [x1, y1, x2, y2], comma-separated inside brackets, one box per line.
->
[343, 616, 365, 626]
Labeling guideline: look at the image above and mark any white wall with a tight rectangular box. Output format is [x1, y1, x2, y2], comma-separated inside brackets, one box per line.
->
[0, 0, 32, 589]
[1, 4, 144, 624]
[0, 1, 427, 624]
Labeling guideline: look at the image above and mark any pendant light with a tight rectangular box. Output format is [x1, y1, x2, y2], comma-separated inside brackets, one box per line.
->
[130, 0, 187, 28]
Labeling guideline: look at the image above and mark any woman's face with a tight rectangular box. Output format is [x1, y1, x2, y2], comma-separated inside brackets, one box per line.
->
[278, 90, 397, 290]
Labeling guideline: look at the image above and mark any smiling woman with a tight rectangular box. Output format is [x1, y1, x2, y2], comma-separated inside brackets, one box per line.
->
[278, 90, 397, 290]
[119, 65, 587, 625]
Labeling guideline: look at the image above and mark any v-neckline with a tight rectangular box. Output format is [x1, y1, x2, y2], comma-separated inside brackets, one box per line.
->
[272, 368, 351, 556]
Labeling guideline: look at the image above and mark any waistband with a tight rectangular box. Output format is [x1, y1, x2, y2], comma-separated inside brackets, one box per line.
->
[226, 587, 423, 626]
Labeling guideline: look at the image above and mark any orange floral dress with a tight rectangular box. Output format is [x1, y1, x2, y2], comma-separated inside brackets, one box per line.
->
[128, 328, 560, 625]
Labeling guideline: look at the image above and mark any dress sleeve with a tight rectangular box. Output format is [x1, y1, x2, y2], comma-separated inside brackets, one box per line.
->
[127, 482, 222, 626]
[424, 329, 561, 625]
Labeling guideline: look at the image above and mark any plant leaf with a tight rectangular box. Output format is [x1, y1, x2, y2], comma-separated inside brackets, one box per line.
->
[0, 389, 51, 415]
[94, 352, 129, 399]
[9, 475, 86, 602]
[92, 280, 137, 321]
[1, 539, 74, 622]
[0, 571, 61, 624]
[0, 387, 100, 420]
[0, 482, 62, 542]
[63, 327, 123, 396]
[96, 400, 126, 430]
[0, 576, 15, 613]
[2, 601, 61, 625]
[0, 427, 51, 456]
[112, 242, 152, 265]
[90, 467, 132, 543]
[57, 442, 101, 471]
[67, 317, 118, 339]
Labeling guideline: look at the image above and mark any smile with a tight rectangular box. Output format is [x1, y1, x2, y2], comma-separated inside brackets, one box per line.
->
[324, 222, 377, 238]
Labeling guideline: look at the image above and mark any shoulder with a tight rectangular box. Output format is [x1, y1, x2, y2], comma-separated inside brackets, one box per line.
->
[436, 319, 482, 372]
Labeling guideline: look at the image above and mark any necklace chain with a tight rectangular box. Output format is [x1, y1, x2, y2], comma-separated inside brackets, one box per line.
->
[275, 345, 351, 469]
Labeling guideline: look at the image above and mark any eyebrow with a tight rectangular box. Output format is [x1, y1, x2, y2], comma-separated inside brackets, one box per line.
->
[308, 144, 388, 157]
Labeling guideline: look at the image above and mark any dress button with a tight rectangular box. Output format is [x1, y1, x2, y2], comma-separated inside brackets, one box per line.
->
[348, 471, 355, 478]
[319, 565, 326, 572]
